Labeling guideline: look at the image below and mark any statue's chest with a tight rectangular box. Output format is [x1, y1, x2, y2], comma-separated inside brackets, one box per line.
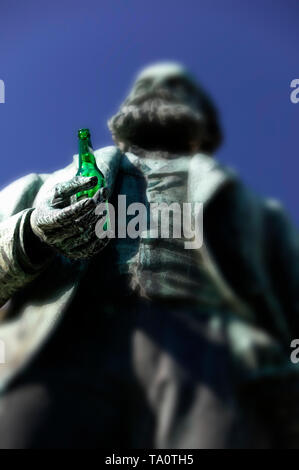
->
[118, 154, 189, 205]
[109, 155, 222, 306]
[114, 155, 190, 262]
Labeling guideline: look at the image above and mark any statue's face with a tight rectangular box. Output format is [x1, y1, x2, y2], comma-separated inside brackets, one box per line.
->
[108, 62, 221, 155]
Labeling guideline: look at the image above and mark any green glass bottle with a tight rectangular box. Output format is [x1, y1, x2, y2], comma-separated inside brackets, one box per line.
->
[75, 128, 105, 199]
[75, 128, 109, 230]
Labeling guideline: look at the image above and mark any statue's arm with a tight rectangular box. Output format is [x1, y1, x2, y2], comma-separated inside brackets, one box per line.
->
[0, 173, 53, 308]
[0, 169, 110, 309]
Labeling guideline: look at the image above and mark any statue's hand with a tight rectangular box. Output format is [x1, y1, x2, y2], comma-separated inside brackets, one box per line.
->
[30, 176, 110, 259]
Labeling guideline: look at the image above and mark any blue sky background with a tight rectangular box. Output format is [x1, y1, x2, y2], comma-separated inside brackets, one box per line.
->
[0, 0, 298, 224]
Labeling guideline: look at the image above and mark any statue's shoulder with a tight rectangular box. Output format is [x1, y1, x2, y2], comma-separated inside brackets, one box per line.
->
[188, 152, 238, 205]
[262, 197, 298, 240]
[0, 146, 122, 219]
[94, 145, 122, 165]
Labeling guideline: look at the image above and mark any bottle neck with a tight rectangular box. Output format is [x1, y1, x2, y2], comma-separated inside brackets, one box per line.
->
[78, 138, 96, 165]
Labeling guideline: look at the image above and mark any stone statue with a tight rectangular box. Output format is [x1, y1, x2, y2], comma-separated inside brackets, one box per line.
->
[0, 62, 298, 449]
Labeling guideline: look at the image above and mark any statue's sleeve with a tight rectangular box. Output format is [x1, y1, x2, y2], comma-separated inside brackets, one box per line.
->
[0, 173, 51, 308]
[263, 200, 299, 339]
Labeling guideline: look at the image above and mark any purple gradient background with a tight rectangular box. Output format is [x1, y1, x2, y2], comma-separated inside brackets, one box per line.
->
[0, 0, 298, 224]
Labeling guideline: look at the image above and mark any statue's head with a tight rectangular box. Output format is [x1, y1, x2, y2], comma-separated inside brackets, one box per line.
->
[108, 62, 222, 156]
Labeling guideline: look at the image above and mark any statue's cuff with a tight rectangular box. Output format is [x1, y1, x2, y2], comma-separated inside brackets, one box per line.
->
[17, 208, 54, 273]
[0, 209, 52, 307]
